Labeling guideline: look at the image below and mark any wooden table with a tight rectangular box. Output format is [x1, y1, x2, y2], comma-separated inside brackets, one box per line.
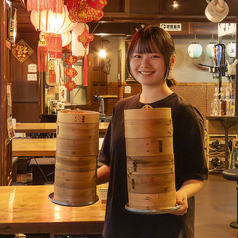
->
[15, 122, 109, 134]
[0, 185, 105, 237]
[12, 138, 104, 157]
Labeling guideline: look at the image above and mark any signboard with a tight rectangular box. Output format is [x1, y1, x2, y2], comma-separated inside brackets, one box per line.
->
[160, 23, 182, 31]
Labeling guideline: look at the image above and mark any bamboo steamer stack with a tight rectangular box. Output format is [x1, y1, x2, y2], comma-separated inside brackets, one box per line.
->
[54, 109, 99, 206]
[124, 107, 176, 211]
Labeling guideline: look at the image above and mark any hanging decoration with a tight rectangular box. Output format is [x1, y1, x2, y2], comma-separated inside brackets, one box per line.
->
[45, 33, 63, 58]
[72, 23, 88, 56]
[37, 32, 48, 71]
[64, 78, 77, 91]
[87, 0, 107, 10]
[49, 59, 57, 84]
[64, 52, 78, 91]
[27, 0, 64, 13]
[64, 42, 72, 53]
[27, 0, 63, 13]
[188, 42, 202, 59]
[30, 5, 77, 34]
[65, 0, 105, 23]
[77, 24, 94, 86]
[12, 39, 34, 63]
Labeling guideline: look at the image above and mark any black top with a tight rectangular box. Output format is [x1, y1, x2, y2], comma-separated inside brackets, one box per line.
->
[99, 93, 208, 238]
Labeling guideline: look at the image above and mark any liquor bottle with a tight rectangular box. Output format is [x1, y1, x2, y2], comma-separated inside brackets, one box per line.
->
[220, 87, 226, 115]
[225, 87, 232, 116]
[211, 87, 221, 116]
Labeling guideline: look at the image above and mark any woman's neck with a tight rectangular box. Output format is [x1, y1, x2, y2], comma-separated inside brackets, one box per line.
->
[140, 84, 173, 104]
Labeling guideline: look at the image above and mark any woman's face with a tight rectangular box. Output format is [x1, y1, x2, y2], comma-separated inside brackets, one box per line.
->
[129, 46, 167, 86]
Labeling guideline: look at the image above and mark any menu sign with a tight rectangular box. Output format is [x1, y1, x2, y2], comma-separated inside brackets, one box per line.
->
[12, 39, 34, 63]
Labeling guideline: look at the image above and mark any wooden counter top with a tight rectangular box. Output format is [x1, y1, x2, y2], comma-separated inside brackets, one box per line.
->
[0, 185, 105, 236]
[15, 122, 109, 134]
[12, 138, 104, 157]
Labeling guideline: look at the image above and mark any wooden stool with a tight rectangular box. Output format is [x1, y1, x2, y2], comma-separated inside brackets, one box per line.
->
[222, 164, 238, 228]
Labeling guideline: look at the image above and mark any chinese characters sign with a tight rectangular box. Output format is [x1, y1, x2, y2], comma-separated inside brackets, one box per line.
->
[12, 39, 34, 63]
[160, 23, 182, 31]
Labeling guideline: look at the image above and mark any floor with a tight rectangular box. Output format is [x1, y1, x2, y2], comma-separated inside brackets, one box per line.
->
[195, 172, 238, 238]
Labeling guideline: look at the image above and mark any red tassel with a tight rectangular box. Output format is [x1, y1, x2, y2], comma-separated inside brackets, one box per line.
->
[83, 54, 88, 87]
[37, 45, 48, 72]
[49, 69, 56, 83]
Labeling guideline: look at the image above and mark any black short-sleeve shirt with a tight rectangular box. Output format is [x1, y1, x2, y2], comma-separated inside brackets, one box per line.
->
[99, 93, 208, 238]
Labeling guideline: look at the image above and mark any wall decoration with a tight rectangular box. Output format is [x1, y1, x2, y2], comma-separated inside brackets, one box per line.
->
[12, 39, 34, 63]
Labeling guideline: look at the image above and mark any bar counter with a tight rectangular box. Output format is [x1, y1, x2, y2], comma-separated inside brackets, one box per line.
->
[0, 185, 105, 237]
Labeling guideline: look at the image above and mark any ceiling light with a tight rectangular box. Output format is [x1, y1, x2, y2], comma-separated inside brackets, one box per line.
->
[173, 1, 179, 8]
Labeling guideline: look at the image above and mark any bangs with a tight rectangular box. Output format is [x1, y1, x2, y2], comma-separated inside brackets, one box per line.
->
[132, 37, 160, 54]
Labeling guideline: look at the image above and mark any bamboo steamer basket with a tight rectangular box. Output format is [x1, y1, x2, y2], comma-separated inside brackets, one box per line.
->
[53, 109, 99, 206]
[124, 107, 177, 212]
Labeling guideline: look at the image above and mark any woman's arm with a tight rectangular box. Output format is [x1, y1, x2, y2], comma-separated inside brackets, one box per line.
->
[171, 179, 204, 215]
[97, 165, 110, 185]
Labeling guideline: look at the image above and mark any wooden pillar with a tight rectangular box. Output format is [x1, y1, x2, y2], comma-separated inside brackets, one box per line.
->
[0, 0, 8, 185]
[235, 23, 238, 116]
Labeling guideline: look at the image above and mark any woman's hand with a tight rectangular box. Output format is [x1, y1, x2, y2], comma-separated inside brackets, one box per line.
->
[171, 190, 188, 215]
[170, 179, 204, 216]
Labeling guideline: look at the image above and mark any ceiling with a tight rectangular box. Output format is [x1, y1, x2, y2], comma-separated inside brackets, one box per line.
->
[11, 0, 238, 37]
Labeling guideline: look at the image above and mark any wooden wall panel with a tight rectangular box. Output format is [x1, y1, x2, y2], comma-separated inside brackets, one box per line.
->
[11, 32, 40, 123]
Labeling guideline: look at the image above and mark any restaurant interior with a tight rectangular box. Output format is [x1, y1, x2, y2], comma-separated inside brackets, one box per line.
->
[1, 0, 238, 237]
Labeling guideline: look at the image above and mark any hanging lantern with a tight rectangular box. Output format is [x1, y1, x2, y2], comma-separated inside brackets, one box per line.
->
[188, 42, 202, 59]
[61, 32, 72, 47]
[72, 23, 89, 57]
[205, 42, 216, 58]
[226, 42, 236, 58]
[30, 5, 77, 34]
[27, 0, 63, 13]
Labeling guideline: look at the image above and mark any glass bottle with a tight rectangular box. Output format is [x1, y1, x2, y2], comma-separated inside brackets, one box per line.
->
[211, 87, 221, 116]
[220, 87, 226, 115]
[225, 87, 232, 116]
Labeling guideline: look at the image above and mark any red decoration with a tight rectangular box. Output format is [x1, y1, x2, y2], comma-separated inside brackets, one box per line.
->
[65, 67, 78, 78]
[64, 42, 72, 53]
[49, 60, 56, 84]
[27, 0, 63, 13]
[68, 0, 104, 23]
[45, 33, 62, 58]
[12, 39, 34, 63]
[64, 79, 77, 91]
[87, 0, 107, 10]
[77, 25, 93, 87]
[78, 26, 94, 49]
[37, 45, 48, 72]
[64, 54, 78, 65]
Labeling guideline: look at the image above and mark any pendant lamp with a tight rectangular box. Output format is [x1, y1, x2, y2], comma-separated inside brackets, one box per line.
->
[30, 5, 77, 34]
[226, 42, 236, 58]
[188, 42, 202, 59]
[205, 42, 216, 58]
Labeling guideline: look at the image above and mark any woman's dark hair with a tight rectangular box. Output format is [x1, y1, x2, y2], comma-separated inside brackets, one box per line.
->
[126, 26, 175, 80]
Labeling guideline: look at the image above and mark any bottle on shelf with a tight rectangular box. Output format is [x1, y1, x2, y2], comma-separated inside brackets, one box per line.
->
[211, 87, 221, 116]
[220, 87, 226, 115]
[225, 87, 234, 116]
